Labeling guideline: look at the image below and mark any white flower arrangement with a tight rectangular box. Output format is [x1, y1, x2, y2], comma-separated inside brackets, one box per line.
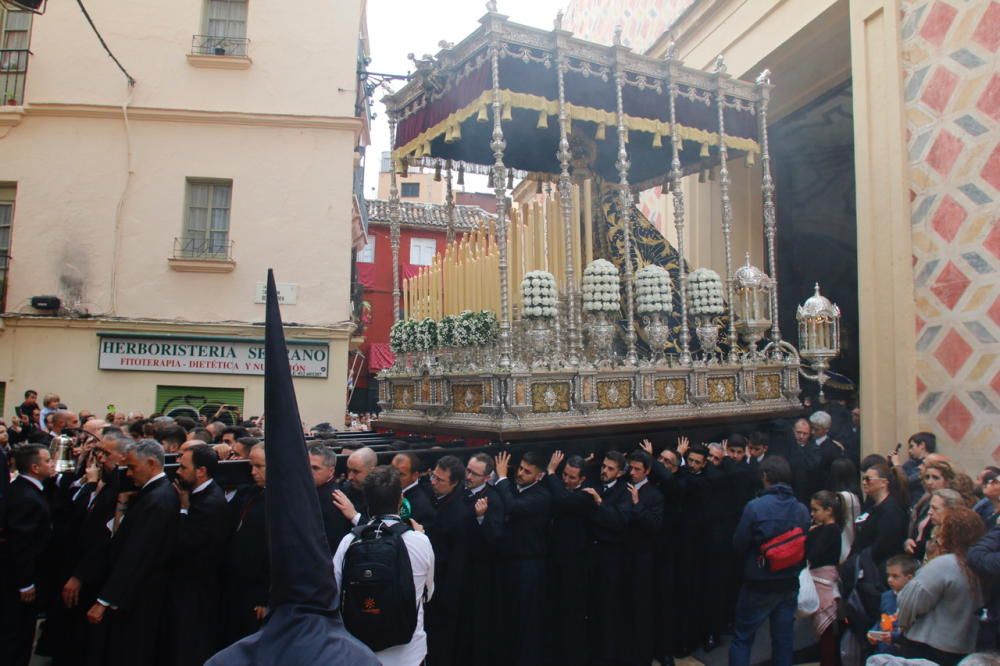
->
[452, 310, 498, 347]
[581, 259, 622, 313]
[520, 271, 558, 318]
[413, 318, 438, 352]
[389, 319, 417, 354]
[687, 267, 725, 316]
[438, 314, 458, 348]
[635, 264, 672, 315]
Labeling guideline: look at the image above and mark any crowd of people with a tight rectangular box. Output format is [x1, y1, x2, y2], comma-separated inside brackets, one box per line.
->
[1, 387, 999, 666]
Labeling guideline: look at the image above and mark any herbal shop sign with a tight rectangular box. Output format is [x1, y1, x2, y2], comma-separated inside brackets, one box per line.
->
[98, 335, 329, 378]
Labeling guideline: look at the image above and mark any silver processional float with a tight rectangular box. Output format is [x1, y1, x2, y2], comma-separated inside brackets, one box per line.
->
[375, 4, 841, 438]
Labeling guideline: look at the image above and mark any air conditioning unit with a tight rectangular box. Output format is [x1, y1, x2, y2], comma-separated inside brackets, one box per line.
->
[30, 295, 61, 311]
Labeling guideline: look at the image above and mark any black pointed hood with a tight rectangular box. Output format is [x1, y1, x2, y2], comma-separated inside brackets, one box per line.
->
[206, 270, 377, 666]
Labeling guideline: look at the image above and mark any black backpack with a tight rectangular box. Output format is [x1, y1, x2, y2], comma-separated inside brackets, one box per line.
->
[341, 519, 417, 652]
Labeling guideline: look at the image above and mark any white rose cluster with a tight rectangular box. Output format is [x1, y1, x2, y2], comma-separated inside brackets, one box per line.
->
[635, 264, 672, 314]
[581, 259, 621, 313]
[520, 270, 558, 318]
[687, 267, 725, 316]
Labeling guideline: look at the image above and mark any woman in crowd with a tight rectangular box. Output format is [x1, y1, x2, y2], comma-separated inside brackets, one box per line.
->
[974, 468, 1000, 527]
[905, 460, 955, 560]
[853, 461, 909, 567]
[897, 507, 985, 665]
[829, 457, 861, 562]
[904, 488, 966, 562]
[807, 491, 843, 666]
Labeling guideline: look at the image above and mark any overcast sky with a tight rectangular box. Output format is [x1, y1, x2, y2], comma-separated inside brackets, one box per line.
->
[363, 0, 568, 197]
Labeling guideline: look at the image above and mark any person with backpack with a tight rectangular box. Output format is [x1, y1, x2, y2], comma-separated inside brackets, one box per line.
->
[333, 465, 434, 666]
[728, 456, 811, 666]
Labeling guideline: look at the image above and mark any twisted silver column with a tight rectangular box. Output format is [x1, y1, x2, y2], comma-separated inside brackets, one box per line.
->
[714, 56, 739, 363]
[756, 69, 783, 355]
[489, 41, 512, 369]
[613, 28, 638, 366]
[388, 115, 402, 322]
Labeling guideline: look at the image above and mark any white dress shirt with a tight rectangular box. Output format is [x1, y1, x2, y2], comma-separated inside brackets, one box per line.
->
[333, 519, 435, 666]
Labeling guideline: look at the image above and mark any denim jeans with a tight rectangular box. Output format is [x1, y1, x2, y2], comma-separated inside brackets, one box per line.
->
[727, 584, 797, 666]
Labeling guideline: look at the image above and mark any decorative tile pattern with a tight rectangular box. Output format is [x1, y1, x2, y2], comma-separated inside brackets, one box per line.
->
[530, 382, 571, 413]
[597, 379, 633, 410]
[905, 0, 1000, 471]
[452, 383, 484, 414]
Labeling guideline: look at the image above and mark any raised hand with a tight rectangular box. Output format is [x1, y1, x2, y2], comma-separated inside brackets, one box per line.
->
[639, 439, 653, 455]
[332, 489, 358, 521]
[548, 450, 565, 475]
[677, 436, 690, 456]
[495, 451, 511, 479]
[582, 487, 602, 506]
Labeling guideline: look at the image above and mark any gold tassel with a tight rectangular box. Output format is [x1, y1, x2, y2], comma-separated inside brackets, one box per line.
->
[537, 110, 548, 129]
[507, 169, 514, 190]
[652, 132, 662, 148]
[401, 157, 409, 178]
[700, 142, 710, 158]
[745, 151, 755, 167]
[457, 164, 465, 186]
[477, 104, 489, 123]
[444, 125, 455, 144]
[452, 123, 461, 141]
[624, 129, 630, 144]
[434, 162, 442, 181]
[422, 142, 431, 158]
[502, 103, 512, 122]
[596, 123, 606, 140]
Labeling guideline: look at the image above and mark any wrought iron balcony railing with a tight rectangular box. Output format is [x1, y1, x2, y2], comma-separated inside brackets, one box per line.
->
[1, 49, 30, 105]
[173, 236, 234, 261]
[191, 35, 249, 57]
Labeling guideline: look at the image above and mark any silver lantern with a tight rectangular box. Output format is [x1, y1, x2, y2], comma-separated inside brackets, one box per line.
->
[733, 253, 772, 356]
[796, 283, 841, 400]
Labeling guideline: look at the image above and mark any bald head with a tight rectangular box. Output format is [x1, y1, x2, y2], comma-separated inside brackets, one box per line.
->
[346, 446, 377, 490]
[82, 418, 108, 439]
[53, 409, 80, 433]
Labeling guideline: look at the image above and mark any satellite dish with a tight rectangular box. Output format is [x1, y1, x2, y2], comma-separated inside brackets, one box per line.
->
[2, 0, 46, 14]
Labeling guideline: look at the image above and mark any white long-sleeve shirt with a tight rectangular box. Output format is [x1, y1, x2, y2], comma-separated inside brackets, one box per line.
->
[333, 520, 435, 666]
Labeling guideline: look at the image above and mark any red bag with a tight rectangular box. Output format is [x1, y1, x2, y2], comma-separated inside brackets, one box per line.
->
[757, 526, 806, 572]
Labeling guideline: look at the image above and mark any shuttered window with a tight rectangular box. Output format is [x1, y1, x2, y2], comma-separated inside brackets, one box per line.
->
[155, 385, 245, 424]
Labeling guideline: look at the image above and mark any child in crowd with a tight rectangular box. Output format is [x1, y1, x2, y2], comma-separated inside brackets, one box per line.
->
[868, 555, 919, 655]
[808, 491, 846, 666]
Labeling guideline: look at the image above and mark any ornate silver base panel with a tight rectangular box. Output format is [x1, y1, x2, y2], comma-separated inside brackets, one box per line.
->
[377, 359, 800, 436]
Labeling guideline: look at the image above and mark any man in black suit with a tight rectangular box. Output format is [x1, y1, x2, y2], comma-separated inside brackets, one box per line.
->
[424, 455, 470, 666]
[544, 451, 593, 665]
[331, 446, 376, 530]
[677, 443, 717, 654]
[310, 444, 352, 554]
[60, 430, 130, 666]
[458, 452, 504, 666]
[221, 442, 268, 646]
[392, 451, 436, 528]
[808, 410, 845, 491]
[583, 450, 632, 665]
[85, 439, 179, 666]
[0, 444, 55, 666]
[624, 449, 665, 666]
[167, 444, 228, 666]
[493, 451, 551, 666]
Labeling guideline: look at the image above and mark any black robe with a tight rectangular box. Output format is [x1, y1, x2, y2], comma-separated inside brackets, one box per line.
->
[544, 473, 593, 666]
[404, 481, 437, 530]
[494, 477, 551, 666]
[624, 479, 664, 666]
[167, 480, 228, 666]
[587, 477, 632, 664]
[458, 483, 504, 666]
[96, 474, 179, 666]
[424, 485, 471, 666]
[0, 475, 53, 666]
[677, 466, 715, 652]
[316, 478, 353, 555]
[648, 458, 684, 658]
[221, 485, 269, 647]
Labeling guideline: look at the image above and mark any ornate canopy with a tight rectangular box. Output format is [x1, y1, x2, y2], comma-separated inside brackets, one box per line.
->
[383, 11, 765, 186]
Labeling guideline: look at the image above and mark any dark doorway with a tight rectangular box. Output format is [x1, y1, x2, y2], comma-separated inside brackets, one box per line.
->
[771, 81, 858, 395]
